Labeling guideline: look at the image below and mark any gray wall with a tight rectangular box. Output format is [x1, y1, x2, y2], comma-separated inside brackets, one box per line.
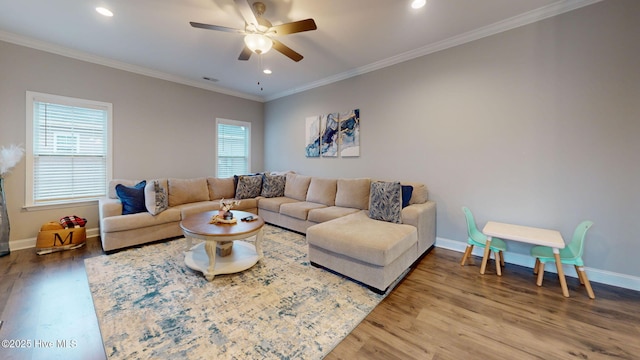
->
[0, 41, 264, 241]
[264, 0, 640, 277]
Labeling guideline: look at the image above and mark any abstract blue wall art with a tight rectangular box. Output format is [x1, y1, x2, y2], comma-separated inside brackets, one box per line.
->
[339, 109, 360, 157]
[305, 115, 321, 157]
[320, 113, 339, 157]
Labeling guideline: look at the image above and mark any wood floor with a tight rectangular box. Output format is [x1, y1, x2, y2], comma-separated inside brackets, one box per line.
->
[1, 237, 639, 360]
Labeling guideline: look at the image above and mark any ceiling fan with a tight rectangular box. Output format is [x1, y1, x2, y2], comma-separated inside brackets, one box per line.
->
[190, 0, 317, 62]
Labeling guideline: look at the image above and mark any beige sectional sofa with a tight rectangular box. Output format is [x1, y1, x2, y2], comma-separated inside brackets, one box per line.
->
[99, 172, 436, 293]
[99, 177, 257, 252]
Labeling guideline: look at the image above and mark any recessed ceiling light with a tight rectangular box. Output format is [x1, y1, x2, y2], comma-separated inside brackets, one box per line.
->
[411, 0, 426, 9]
[263, 69, 272, 75]
[96, 7, 114, 17]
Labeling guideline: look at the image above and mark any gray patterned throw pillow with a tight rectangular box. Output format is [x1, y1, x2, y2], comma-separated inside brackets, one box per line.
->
[144, 180, 168, 215]
[261, 173, 286, 198]
[235, 175, 263, 199]
[368, 181, 402, 223]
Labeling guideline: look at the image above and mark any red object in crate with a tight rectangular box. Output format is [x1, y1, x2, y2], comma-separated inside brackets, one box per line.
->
[35, 216, 87, 255]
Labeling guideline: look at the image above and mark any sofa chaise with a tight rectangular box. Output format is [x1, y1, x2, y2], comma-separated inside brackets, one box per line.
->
[259, 173, 436, 293]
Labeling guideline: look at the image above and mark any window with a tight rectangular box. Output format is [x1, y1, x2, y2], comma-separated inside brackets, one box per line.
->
[26, 91, 112, 208]
[216, 118, 251, 178]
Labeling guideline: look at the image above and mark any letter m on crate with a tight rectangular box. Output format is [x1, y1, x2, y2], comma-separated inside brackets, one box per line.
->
[36, 227, 86, 255]
[54, 231, 74, 246]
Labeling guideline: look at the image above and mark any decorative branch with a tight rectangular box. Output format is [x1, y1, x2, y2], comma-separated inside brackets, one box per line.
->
[0, 144, 25, 177]
[220, 198, 241, 212]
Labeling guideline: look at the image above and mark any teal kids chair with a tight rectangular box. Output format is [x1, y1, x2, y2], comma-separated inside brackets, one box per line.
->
[531, 221, 595, 299]
[461, 207, 507, 275]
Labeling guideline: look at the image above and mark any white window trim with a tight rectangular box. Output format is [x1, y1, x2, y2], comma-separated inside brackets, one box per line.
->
[24, 91, 113, 210]
[216, 118, 251, 177]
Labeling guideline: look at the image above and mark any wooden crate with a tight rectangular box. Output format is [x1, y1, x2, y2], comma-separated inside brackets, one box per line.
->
[36, 227, 86, 255]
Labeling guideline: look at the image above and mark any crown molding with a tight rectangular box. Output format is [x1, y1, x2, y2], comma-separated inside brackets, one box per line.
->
[0, 0, 602, 104]
[0, 30, 264, 103]
[264, 0, 603, 102]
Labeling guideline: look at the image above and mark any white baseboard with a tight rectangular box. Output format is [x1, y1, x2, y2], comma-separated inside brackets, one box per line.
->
[436, 237, 640, 292]
[9, 232, 639, 292]
[9, 227, 100, 252]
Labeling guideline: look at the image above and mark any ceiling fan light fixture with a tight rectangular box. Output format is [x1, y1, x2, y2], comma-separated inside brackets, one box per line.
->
[244, 34, 273, 54]
[95, 7, 114, 17]
[411, 0, 426, 9]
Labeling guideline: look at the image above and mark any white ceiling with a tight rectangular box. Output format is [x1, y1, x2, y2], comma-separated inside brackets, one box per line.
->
[0, 0, 599, 101]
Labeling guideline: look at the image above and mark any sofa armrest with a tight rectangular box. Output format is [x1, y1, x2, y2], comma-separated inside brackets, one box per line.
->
[401, 200, 436, 255]
[99, 197, 123, 220]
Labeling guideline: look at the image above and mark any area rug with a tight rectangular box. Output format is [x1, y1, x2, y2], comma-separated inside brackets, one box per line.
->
[85, 225, 386, 359]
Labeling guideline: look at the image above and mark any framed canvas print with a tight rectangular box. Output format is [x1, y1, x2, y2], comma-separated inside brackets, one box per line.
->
[320, 112, 339, 157]
[339, 109, 360, 157]
[305, 115, 321, 157]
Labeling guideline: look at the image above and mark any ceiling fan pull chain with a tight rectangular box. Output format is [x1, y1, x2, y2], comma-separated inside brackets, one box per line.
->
[258, 55, 264, 91]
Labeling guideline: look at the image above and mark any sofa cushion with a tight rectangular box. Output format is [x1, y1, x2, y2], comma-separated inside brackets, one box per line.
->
[306, 177, 337, 206]
[402, 181, 428, 204]
[261, 173, 286, 198]
[235, 174, 263, 199]
[101, 207, 181, 233]
[369, 181, 402, 223]
[144, 180, 168, 215]
[168, 178, 209, 206]
[335, 178, 370, 210]
[258, 197, 299, 212]
[207, 177, 235, 200]
[231, 198, 257, 211]
[177, 201, 219, 219]
[307, 211, 417, 266]
[284, 173, 312, 201]
[116, 180, 147, 215]
[307, 206, 360, 223]
[280, 201, 327, 220]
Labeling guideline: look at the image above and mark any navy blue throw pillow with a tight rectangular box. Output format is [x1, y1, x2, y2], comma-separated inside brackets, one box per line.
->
[116, 180, 147, 215]
[401, 185, 413, 208]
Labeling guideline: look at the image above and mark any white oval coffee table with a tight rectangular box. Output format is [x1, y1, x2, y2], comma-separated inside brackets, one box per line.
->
[180, 210, 264, 281]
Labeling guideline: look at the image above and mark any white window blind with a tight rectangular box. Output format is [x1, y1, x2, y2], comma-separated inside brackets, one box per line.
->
[217, 119, 251, 178]
[26, 92, 112, 207]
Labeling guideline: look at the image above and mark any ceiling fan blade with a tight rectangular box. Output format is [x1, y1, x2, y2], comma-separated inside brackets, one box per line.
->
[272, 39, 303, 62]
[190, 22, 244, 33]
[270, 19, 317, 35]
[234, 0, 259, 27]
[238, 46, 252, 61]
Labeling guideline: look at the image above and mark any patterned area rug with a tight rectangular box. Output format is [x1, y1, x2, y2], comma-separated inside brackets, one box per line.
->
[85, 225, 386, 359]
